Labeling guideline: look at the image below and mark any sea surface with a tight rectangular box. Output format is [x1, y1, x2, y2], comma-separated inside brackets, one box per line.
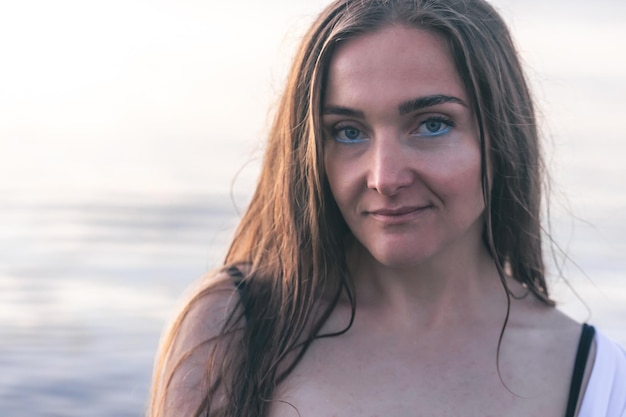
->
[0, 193, 243, 417]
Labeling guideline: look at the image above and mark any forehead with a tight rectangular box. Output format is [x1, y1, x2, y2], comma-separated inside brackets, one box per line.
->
[324, 25, 467, 107]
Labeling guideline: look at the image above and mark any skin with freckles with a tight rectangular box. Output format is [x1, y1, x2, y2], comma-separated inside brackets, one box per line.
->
[269, 25, 586, 417]
[322, 24, 484, 273]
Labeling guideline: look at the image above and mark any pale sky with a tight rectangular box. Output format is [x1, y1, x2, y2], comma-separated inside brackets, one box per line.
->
[0, 0, 624, 199]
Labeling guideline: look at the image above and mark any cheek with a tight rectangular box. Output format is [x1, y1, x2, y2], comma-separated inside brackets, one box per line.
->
[323, 152, 338, 195]
[325, 168, 352, 211]
[435, 146, 484, 202]
[323, 149, 359, 205]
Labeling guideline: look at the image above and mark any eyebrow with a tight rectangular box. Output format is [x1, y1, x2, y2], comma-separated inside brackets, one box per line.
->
[398, 95, 467, 115]
[321, 105, 365, 118]
[322, 94, 467, 118]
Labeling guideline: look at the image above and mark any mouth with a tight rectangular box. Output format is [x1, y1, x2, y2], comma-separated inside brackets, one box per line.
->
[367, 205, 432, 223]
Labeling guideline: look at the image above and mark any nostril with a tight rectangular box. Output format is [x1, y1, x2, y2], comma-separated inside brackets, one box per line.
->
[368, 164, 413, 196]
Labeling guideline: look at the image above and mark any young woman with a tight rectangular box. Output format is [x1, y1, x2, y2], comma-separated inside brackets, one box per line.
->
[149, 1, 626, 416]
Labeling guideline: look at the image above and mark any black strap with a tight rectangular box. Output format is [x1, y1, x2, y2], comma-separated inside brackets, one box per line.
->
[227, 265, 245, 284]
[564, 323, 596, 417]
[227, 266, 250, 321]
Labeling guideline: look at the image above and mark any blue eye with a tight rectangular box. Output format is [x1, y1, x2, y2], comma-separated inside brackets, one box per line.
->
[415, 117, 453, 137]
[425, 121, 444, 132]
[334, 126, 368, 143]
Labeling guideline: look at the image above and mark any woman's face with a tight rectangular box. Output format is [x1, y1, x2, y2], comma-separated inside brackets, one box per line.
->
[322, 25, 485, 269]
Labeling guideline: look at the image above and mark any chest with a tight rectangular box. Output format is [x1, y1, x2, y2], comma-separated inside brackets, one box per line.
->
[269, 329, 575, 417]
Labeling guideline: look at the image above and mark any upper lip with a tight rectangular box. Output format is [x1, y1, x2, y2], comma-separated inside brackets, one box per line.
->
[368, 205, 429, 216]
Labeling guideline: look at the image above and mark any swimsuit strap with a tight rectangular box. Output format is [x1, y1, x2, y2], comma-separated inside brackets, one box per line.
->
[227, 266, 250, 321]
[227, 265, 245, 284]
[564, 323, 596, 417]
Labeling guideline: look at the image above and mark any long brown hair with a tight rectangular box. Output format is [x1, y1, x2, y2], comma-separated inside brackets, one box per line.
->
[149, 0, 553, 416]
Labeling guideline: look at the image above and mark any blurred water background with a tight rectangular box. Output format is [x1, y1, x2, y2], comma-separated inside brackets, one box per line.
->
[1, 0, 625, 416]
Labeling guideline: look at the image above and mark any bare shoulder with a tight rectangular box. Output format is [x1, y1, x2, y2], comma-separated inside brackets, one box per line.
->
[149, 269, 244, 417]
[510, 290, 582, 333]
[170, 269, 244, 354]
[497, 294, 585, 400]
[516, 299, 598, 415]
[506, 295, 586, 363]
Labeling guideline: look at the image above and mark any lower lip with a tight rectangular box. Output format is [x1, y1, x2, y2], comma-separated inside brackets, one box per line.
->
[369, 207, 432, 225]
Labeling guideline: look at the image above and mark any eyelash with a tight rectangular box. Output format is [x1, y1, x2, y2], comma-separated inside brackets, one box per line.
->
[328, 115, 455, 144]
[413, 116, 455, 138]
[331, 123, 369, 143]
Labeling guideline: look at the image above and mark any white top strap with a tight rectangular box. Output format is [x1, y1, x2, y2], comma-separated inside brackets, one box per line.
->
[578, 329, 626, 417]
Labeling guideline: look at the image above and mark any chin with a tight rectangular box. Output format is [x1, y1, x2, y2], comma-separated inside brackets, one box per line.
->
[365, 245, 436, 270]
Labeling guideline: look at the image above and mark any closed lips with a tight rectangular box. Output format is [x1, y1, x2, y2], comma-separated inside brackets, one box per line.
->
[368, 206, 431, 216]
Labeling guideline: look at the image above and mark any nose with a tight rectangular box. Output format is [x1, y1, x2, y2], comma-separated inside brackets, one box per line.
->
[367, 135, 414, 196]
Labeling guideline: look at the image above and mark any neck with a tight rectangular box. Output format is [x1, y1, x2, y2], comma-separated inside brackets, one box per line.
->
[346, 239, 508, 329]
